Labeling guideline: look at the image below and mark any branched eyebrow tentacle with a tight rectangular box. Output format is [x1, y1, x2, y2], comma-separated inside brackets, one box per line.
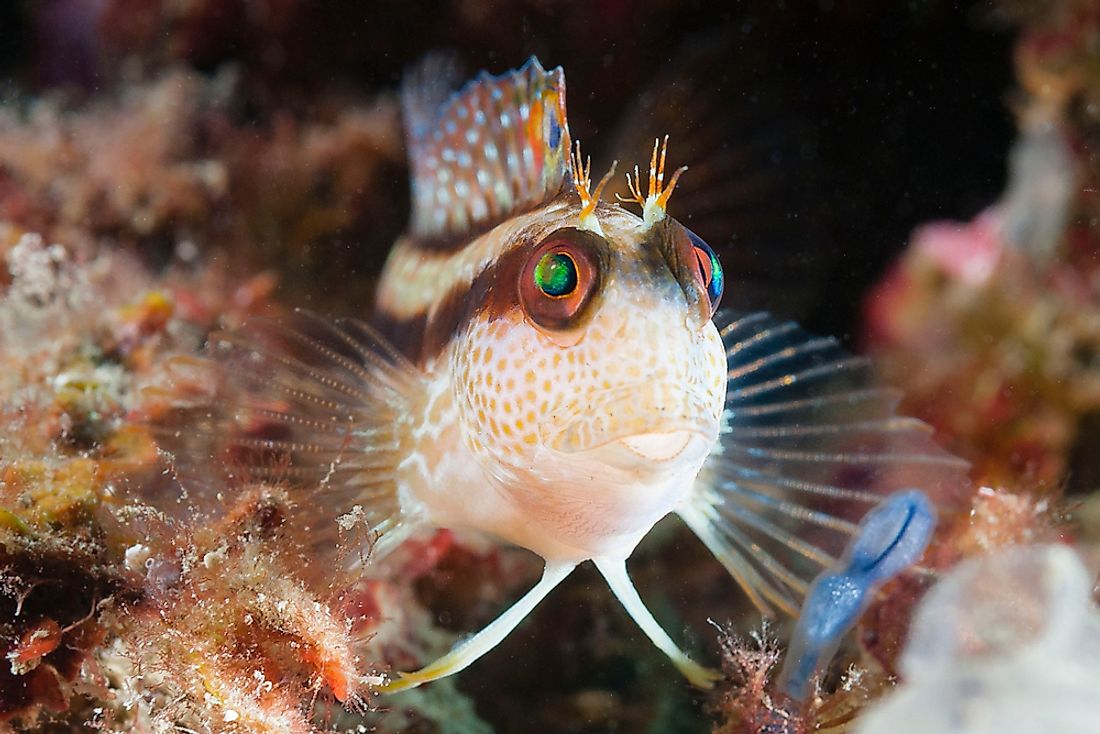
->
[569, 140, 616, 235]
[617, 135, 687, 226]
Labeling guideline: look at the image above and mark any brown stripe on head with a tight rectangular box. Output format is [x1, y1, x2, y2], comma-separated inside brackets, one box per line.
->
[372, 233, 532, 365]
[374, 211, 610, 365]
[375, 198, 572, 325]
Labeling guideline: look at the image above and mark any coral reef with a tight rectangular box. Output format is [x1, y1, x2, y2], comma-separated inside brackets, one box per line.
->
[0, 230, 542, 731]
[863, 1, 1100, 493]
[0, 70, 403, 312]
[0, 1, 1096, 733]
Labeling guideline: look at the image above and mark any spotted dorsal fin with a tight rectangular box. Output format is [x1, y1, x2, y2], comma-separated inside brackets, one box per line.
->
[402, 56, 572, 243]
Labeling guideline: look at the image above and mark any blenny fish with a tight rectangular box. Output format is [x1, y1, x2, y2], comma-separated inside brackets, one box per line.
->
[163, 57, 969, 693]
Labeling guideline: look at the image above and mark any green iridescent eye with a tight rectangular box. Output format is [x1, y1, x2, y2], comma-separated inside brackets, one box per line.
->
[533, 251, 578, 298]
[520, 230, 602, 331]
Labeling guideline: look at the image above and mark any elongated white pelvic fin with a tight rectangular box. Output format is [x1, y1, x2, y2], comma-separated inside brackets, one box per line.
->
[380, 562, 577, 693]
[594, 558, 720, 689]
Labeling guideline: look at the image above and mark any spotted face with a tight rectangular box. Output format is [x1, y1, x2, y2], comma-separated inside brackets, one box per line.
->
[450, 202, 727, 553]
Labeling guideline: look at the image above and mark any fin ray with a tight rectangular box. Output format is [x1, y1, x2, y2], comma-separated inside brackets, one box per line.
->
[686, 312, 971, 615]
[697, 503, 813, 599]
[403, 56, 571, 242]
[148, 313, 425, 560]
[708, 496, 838, 567]
[710, 463, 882, 504]
[679, 506, 799, 617]
[710, 482, 860, 534]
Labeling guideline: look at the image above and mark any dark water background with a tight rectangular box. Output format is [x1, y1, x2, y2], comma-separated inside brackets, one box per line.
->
[0, 0, 1014, 341]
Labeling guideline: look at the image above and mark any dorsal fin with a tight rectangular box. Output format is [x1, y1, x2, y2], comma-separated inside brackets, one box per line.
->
[402, 56, 572, 242]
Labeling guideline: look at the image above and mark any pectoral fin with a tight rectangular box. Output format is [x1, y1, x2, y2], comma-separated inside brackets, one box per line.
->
[681, 312, 971, 617]
[149, 310, 427, 564]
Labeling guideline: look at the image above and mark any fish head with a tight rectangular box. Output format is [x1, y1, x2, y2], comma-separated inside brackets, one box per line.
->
[451, 198, 727, 547]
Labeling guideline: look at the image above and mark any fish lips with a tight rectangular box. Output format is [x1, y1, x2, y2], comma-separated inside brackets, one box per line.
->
[551, 394, 719, 470]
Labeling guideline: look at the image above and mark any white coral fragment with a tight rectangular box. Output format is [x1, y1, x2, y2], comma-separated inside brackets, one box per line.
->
[858, 545, 1100, 734]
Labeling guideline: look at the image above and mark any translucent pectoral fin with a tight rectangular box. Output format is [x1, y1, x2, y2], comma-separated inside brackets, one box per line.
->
[379, 562, 576, 694]
[150, 310, 427, 565]
[683, 312, 971, 619]
[594, 557, 720, 689]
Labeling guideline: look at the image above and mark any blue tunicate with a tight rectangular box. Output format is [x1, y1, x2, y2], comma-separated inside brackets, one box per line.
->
[778, 489, 937, 700]
[846, 489, 936, 583]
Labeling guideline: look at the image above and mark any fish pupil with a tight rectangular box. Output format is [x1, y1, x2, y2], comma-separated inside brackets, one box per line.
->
[534, 251, 578, 298]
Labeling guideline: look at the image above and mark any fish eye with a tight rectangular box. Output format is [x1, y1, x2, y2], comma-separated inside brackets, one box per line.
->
[533, 251, 578, 298]
[687, 229, 723, 313]
[520, 229, 601, 331]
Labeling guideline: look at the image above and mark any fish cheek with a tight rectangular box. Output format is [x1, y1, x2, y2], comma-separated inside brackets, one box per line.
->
[454, 310, 571, 463]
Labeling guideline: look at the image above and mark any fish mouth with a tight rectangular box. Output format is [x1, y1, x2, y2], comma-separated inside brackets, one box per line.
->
[617, 430, 699, 462]
[574, 428, 714, 473]
[553, 416, 716, 467]
[551, 387, 720, 458]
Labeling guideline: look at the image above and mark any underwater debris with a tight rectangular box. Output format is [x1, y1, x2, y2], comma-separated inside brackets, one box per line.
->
[856, 544, 1100, 734]
[712, 622, 803, 734]
[712, 621, 885, 734]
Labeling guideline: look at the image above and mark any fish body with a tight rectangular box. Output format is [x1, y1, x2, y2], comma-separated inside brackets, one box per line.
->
[165, 57, 971, 692]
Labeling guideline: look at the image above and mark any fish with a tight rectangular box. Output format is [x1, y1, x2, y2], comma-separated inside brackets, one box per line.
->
[158, 57, 971, 693]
